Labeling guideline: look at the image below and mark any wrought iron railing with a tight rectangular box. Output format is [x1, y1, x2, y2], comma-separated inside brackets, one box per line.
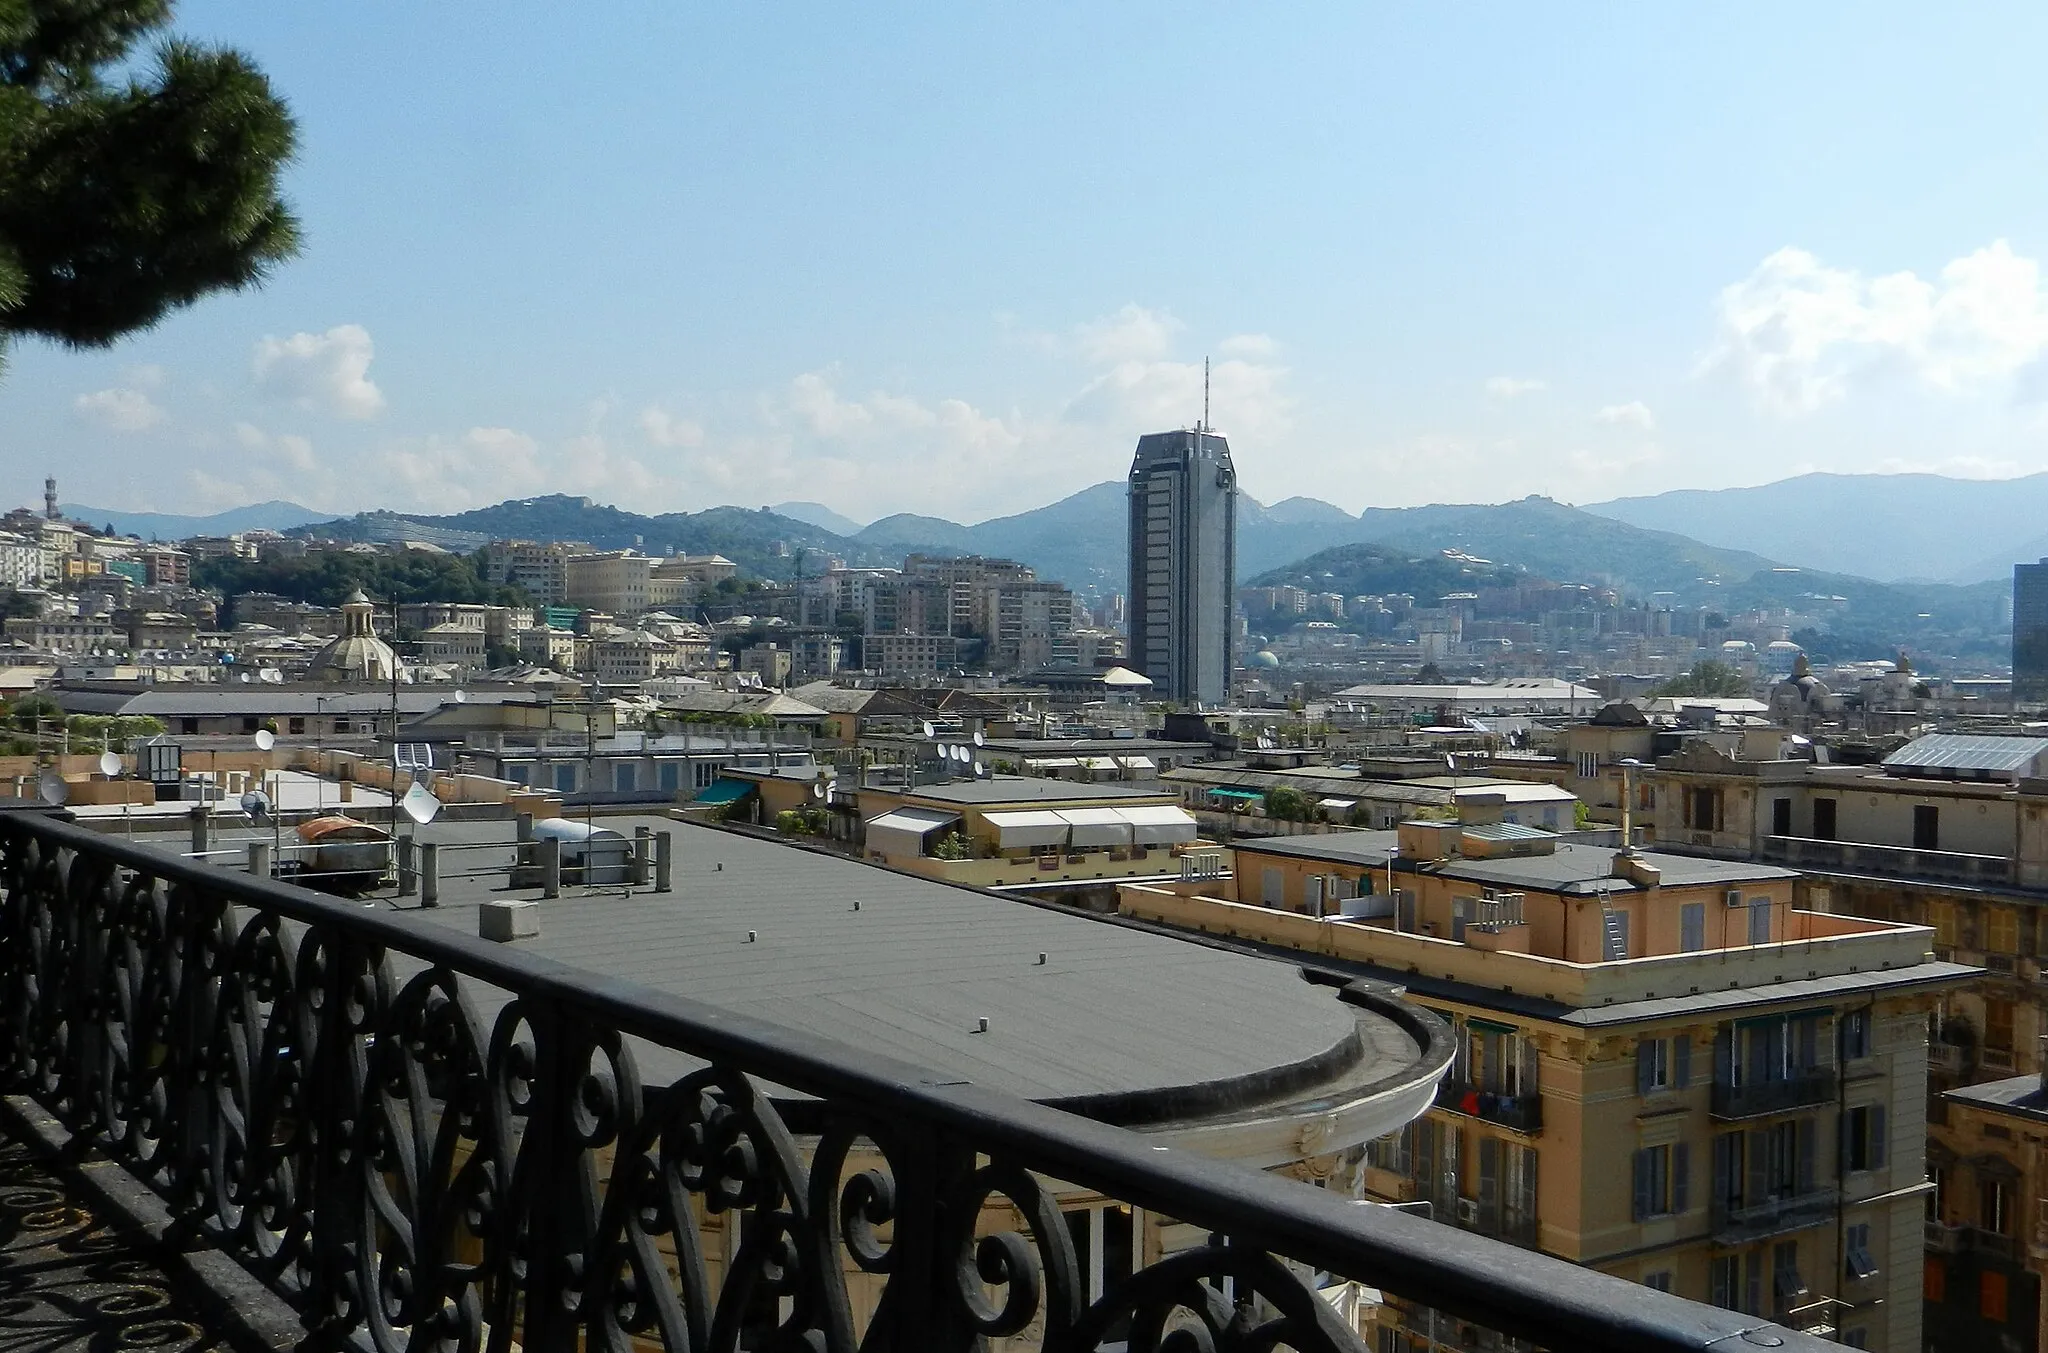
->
[1711, 1187, 1840, 1244]
[0, 806, 1831, 1353]
[1433, 1078, 1544, 1134]
[1709, 1069, 1835, 1120]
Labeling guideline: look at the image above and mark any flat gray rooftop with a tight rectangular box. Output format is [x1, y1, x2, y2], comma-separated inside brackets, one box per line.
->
[881, 777, 1169, 806]
[163, 813, 1426, 1120]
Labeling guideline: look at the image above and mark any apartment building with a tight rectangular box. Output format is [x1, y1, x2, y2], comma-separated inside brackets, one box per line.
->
[1932, 1071, 2048, 1353]
[0, 533, 41, 589]
[3, 615, 118, 654]
[1119, 815, 1967, 1353]
[484, 540, 587, 607]
[563, 550, 652, 616]
[138, 545, 190, 587]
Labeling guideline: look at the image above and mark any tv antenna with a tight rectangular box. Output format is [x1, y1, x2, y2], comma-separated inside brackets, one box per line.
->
[1201, 357, 1210, 433]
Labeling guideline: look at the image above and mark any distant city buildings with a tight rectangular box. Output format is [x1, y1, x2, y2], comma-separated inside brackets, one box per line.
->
[1127, 427, 1237, 706]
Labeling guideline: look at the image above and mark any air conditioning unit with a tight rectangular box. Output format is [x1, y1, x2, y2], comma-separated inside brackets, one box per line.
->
[1725, 889, 1746, 909]
[1456, 1198, 1480, 1227]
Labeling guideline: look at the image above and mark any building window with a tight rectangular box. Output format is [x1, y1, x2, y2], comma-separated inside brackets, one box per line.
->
[1630, 1142, 1687, 1220]
[1982, 1270, 2009, 1323]
[1842, 1104, 1887, 1173]
[1813, 798, 1837, 840]
[1987, 907, 2020, 955]
[1845, 1223, 1878, 1281]
[1914, 804, 1940, 851]
[1637, 1035, 1689, 1094]
[1686, 787, 1720, 832]
[288, 717, 305, 735]
[659, 762, 680, 792]
[1771, 797, 1791, 837]
[1747, 897, 1771, 945]
[1841, 1009, 1871, 1060]
[1927, 899, 1957, 948]
[1842, 1329, 1867, 1350]
[553, 764, 576, 793]
[1981, 1178, 2010, 1235]
[1986, 999, 2016, 1059]
[1772, 1241, 1805, 1309]
[1680, 902, 1706, 953]
[1576, 751, 1598, 780]
[1365, 1123, 1413, 1175]
[180, 717, 199, 735]
[242, 716, 259, 734]
[1643, 1271, 1672, 1293]
[1925, 1257, 1946, 1304]
[1261, 867, 1284, 907]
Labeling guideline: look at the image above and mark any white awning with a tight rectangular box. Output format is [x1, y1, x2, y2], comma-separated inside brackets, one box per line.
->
[1057, 806, 1132, 848]
[1116, 755, 1157, 773]
[864, 806, 962, 858]
[1119, 804, 1199, 844]
[984, 809, 1070, 850]
[1319, 798, 1358, 814]
[1080, 756, 1121, 772]
[1026, 757, 1080, 770]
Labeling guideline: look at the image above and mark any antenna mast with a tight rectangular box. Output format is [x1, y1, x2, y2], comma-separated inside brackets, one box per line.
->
[1202, 357, 1210, 433]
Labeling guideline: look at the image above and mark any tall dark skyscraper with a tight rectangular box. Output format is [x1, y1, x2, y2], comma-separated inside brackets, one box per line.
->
[1127, 426, 1237, 706]
[2015, 559, 2048, 702]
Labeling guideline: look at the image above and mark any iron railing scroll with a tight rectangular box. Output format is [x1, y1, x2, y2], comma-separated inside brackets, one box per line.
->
[0, 807, 1831, 1353]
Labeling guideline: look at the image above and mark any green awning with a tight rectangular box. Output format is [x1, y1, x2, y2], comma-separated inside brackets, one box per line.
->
[1208, 788, 1263, 801]
[694, 779, 757, 806]
[1468, 1018, 1518, 1036]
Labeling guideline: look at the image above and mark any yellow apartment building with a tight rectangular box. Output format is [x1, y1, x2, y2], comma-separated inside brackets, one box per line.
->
[1118, 816, 1970, 1353]
[1930, 1071, 2048, 1353]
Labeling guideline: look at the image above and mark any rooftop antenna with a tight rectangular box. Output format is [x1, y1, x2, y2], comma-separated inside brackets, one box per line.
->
[1201, 357, 1210, 433]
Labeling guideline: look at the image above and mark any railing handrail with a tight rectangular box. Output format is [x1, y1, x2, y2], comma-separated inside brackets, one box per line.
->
[0, 806, 1827, 1353]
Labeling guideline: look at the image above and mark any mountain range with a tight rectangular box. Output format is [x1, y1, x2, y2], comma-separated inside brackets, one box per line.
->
[1583, 473, 2048, 585]
[65, 500, 328, 540]
[293, 473, 2013, 667]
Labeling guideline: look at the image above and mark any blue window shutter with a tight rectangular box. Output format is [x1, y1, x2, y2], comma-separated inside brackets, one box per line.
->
[1871, 1104, 1886, 1169]
[1840, 1110, 1854, 1172]
[1675, 1034, 1692, 1089]
[1714, 1026, 1733, 1085]
[1672, 1141, 1690, 1214]
[1637, 1040, 1656, 1095]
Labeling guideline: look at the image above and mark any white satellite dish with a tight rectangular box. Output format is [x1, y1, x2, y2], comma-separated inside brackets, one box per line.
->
[260, 668, 284, 685]
[36, 771, 68, 806]
[253, 729, 276, 751]
[97, 751, 121, 778]
[810, 780, 826, 801]
[401, 781, 442, 826]
[453, 689, 467, 703]
[920, 721, 936, 740]
[240, 789, 272, 823]
[975, 763, 989, 778]
[973, 729, 985, 747]
[239, 671, 252, 684]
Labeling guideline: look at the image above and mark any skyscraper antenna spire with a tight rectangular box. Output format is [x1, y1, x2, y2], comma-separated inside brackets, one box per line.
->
[1202, 357, 1210, 433]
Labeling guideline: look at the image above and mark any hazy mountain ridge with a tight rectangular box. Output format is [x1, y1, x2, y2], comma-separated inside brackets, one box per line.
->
[66, 500, 328, 540]
[1585, 472, 2048, 584]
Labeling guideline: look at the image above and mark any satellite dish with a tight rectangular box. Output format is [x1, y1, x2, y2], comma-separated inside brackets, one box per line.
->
[260, 668, 284, 684]
[453, 689, 467, 703]
[36, 771, 68, 806]
[973, 729, 985, 747]
[401, 781, 441, 826]
[254, 729, 276, 751]
[240, 789, 272, 823]
[920, 721, 935, 740]
[97, 751, 121, 778]
[975, 763, 989, 778]
[239, 671, 253, 684]
[810, 781, 826, 801]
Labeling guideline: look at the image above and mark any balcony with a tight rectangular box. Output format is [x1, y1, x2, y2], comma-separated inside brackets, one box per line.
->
[1929, 1043, 1967, 1075]
[1758, 834, 2014, 888]
[1434, 1078, 1544, 1134]
[0, 805, 1837, 1353]
[1710, 1070, 1835, 1120]
[1713, 1187, 1840, 1244]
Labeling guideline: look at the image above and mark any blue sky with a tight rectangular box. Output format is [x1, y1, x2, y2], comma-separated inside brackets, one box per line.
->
[11, 3, 2048, 525]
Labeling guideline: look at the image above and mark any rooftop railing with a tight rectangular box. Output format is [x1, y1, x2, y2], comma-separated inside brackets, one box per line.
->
[1758, 834, 2014, 887]
[1709, 1069, 1835, 1121]
[0, 805, 1831, 1353]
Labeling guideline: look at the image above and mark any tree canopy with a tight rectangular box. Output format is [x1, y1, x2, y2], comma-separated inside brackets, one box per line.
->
[0, 1, 299, 370]
[1651, 660, 1752, 699]
[195, 549, 530, 617]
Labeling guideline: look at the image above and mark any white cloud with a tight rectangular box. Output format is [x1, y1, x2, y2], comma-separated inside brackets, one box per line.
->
[1706, 240, 2048, 412]
[1485, 376, 1547, 399]
[1218, 332, 1278, 358]
[73, 387, 166, 432]
[1594, 401, 1656, 430]
[1071, 304, 1179, 364]
[252, 324, 386, 419]
[1066, 357, 1291, 443]
[374, 426, 545, 512]
[637, 405, 705, 448]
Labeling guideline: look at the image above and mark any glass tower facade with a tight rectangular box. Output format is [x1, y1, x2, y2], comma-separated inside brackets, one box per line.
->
[1127, 429, 1237, 706]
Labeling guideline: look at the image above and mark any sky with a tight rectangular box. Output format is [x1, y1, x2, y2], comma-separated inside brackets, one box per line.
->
[12, 3, 2048, 527]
